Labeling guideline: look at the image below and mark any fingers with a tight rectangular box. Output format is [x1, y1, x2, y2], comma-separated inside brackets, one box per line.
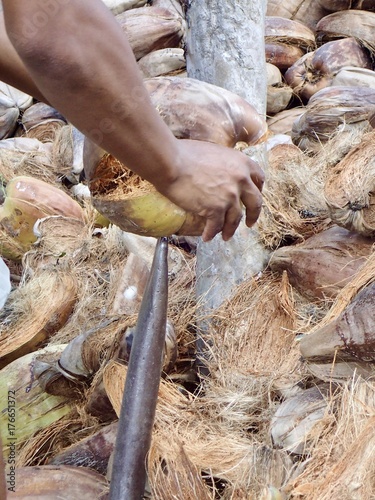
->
[201, 212, 226, 242]
[241, 186, 263, 228]
[221, 204, 243, 241]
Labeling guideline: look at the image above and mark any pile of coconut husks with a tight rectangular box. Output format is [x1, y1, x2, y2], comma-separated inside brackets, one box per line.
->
[1, 0, 375, 498]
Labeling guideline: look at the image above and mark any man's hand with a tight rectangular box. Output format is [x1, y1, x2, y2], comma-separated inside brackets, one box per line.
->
[155, 139, 264, 242]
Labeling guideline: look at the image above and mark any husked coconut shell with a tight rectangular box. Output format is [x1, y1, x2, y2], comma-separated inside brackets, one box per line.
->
[265, 42, 305, 72]
[138, 47, 186, 78]
[316, 10, 375, 51]
[21, 102, 66, 130]
[116, 6, 184, 60]
[317, 0, 353, 11]
[284, 38, 372, 101]
[300, 281, 375, 363]
[267, 107, 305, 136]
[291, 86, 375, 150]
[266, 0, 329, 30]
[265, 16, 316, 51]
[354, 0, 375, 10]
[324, 130, 375, 236]
[269, 226, 374, 300]
[11, 465, 108, 499]
[332, 66, 375, 89]
[271, 384, 331, 455]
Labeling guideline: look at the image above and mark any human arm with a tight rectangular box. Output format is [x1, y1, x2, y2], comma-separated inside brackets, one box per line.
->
[2, 0, 264, 241]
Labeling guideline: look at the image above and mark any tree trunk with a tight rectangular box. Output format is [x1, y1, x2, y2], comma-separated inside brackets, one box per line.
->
[185, 1, 269, 319]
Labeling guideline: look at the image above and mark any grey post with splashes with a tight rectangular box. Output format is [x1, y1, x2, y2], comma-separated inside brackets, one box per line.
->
[109, 237, 168, 500]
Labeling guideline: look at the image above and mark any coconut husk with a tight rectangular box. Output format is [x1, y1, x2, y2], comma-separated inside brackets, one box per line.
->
[332, 66, 375, 89]
[138, 47, 186, 78]
[267, 63, 283, 86]
[291, 86, 375, 151]
[103, 360, 295, 499]
[144, 76, 268, 147]
[52, 124, 86, 177]
[0, 137, 55, 184]
[103, 0, 147, 14]
[116, 6, 185, 60]
[23, 119, 66, 143]
[354, 0, 375, 10]
[48, 421, 118, 475]
[285, 38, 372, 101]
[0, 83, 33, 140]
[269, 226, 374, 301]
[270, 384, 333, 455]
[266, 0, 329, 30]
[265, 42, 305, 72]
[286, 378, 375, 499]
[151, 0, 185, 18]
[267, 84, 294, 115]
[324, 130, 375, 236]
[0, 346, 74, 454]
[316, 10, 375, 51]
[317, 0, 353, 11]
[0, 270, 78, 368]
[10, 465, 109, 498]
[265, 16, 316, 51]
[258, 143, 330, 249]
[267, 107, 305, 136]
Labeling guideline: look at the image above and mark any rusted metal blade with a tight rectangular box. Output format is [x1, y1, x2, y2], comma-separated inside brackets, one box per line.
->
[109, 237, 168, 500]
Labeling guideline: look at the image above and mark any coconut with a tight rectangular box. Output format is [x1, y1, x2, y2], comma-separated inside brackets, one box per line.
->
[291, 86, 375, 151]
[20, 102, 66, 143]
[270, 384, 332, 455]
[265, 16, 316, 51]
[10, 465, 109, 498]
[151, 0, 185, 18]
[265, 42, 305, 72]
[269, 226, 374, 301]
[0, 346, 73, 453]
[317, 0, 353, 11]
[103, 0, 146, 14]
[354, 0, 375, 10]
[284, 38, 372, 101]
[267, 107, 305, 136]
[300, 281, 375, 364]
[316, 10, 375, 51]
[267, 84, 293, 115]
[0, 82, 33, 140]
[138, 48, 186, 78]
[267, 63, 283, 86]
[332, 66, 375, 89]
[266, 0, 329, 30]
[116, 6, 185, 60]
[0, 175, 84, 259]
[324, 130, 375, 236]
[0, 270, 77, 368]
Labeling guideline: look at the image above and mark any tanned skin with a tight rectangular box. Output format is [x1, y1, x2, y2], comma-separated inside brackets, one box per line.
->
[1, 0, 264, 242]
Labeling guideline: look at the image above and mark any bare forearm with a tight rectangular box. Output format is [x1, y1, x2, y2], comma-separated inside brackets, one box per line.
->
[0, 11, 48, 102]
[3, 0, 179, 189]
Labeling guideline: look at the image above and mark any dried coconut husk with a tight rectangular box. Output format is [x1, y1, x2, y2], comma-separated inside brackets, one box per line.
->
[52, 124, 86, 177]
[103, 0, 147, 14]
[267, 63, 283, 86]
[0, 269, 77, 368]
[0, 137, 54, 184]
[200, 272, 302, 435]
[291, 86, 375, 151]
[316, 10, 375, 51]
[267, 84, 294, 115]
[116, 6, 185, 60]
[0, 346, 73, 454]
[10, 465, 109, 499]
[332, 66, 375, 89]
[265, 17, 316, 51]
[270, 384, 333, 455]
[48, 421, 118, 474]
[286, 378, 375, 499]
[21, 102, 66, 143]
[324, 130, 375, 236]
[23, 119, 66, 143]
[354, 0, 375, 10]
[151, 0, 185, 18]
[317, 0, 353, 11]
[138, 47, 186, 78]
[269, 226, 374, 301]
[285, 38, 372, 101]
[267, 107, 305, 136]
[266, 0, 329, 30]
[103, 360, 295, 499]
[258, 143, 330, 249]
[0, 82, 33, 140]
[265, 42, 305, 72]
